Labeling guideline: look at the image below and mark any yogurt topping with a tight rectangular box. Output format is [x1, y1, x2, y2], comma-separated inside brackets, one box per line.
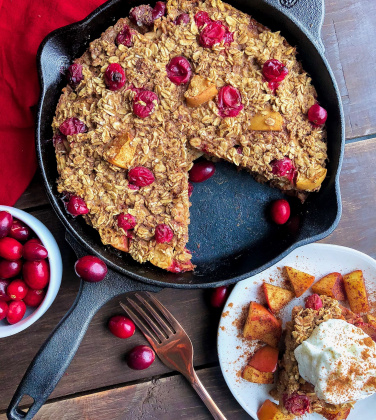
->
[294, 319, 376, 404]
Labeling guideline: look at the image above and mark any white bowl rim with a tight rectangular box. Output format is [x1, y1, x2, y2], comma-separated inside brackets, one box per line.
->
[0, 205, 63, 338]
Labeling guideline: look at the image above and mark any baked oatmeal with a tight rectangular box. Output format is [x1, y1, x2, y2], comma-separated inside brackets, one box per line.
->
[52, 0, 328, 272]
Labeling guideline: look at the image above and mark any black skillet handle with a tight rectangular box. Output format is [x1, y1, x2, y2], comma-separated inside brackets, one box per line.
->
[263, 0, 325, 53]
[7, 236, 160, 420]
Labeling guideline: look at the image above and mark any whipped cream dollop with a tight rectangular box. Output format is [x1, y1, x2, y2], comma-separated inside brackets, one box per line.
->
[294, 319, 376, 404]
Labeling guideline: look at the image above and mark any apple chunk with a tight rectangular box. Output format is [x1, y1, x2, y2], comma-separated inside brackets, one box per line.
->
[250, 110, 283, 131]
[242, 364, 274, 384]
[185, 75, 218, 107]
[343, 270, 369, 313]
[321, 406, 351, 420]
[249, 345, 279, 372]
[104, 132, 136, 169]
[263, 283, 294, 313]
[243, 302, 282, 348]
[285, 266, 315, 297]
[366, 314, 376, 329]
[312, 272, 346, 301]
[257, 399, 287, 420]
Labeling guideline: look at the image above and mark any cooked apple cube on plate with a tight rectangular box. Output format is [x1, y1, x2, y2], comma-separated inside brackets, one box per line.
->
[285, 266, 315, 297]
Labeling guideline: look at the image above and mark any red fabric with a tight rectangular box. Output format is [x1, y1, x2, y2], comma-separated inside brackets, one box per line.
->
[0, 0, 105, 205]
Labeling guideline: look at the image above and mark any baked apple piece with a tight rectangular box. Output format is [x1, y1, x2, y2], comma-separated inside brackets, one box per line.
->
[104, 132, 136, 169]
[343, 270, 369, 313]
[242, 364, 274, 384]
[321, 406, 351, 420]
[262, 283, 294, 313]
[295, 167, 327, 191]
[257, 399, 287, 420]
[248, 345, 278, 372]
[185, 75, 218, 107]
[285, 266, 315, 297]
[311, 272, 346, 300]
[243, 302, 282, 348]
[249, 109, 283, 131]
[366, 314, 376, 328]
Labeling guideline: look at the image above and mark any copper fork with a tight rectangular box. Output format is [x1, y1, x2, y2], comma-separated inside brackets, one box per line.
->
[120, 292, 227, 420]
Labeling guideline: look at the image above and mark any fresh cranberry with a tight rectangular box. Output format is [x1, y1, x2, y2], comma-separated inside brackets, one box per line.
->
[166, 56, 192, 85]
[7, 279, 28, 301]
[270, 199, 290, 225]
[305, 294, 323, 310]
[217, 85, 243, 118]
[6, 300, 26, 325]
[129, 5, 153, 27]
[0, 300, 8, 321]
[74, 255, 108, 283]
[59, 117, 87, 136]
[67, 63, 83, 88]
[116, 24, 133, 47]
[152, 1, 166, 20]
[210, 286, 230, 308]
[189, 161, 216, 183]
[128, 167, 155, 187]
[0, 211, 13, 239]
[175, 13, 190, 25]
[104, 63, 126, 91]
[199, 21, 226, 48]
[23, 288, 46, 307]
[271, 157, 296, 182]
[127, 345, 155, 370]
[155, 224, 174, 243]
[188, 182, 194, 197]
[133, 90, 158, 118]
[308, 104, 327, 126]
[108, 315, 136, 338]
[223, 26, 234, 45]
[263, 59, 288, 82]
[23, 260, 50, 289]
[0, 280, 11, 301]
[117, 213, 136, 231]
[23, 240, 48, 261]
[194, 11, 211, 28]
[0, 259, 22, 279]
[27, 238, 43, 245]
[283, 393, 310, 416]
[9, 219, 31, 242]
[66, 196, 89, 216]
[0, 237, 23, 261]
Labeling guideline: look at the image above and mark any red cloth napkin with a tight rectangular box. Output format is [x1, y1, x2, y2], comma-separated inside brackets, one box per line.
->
[0, 0, 105, 205]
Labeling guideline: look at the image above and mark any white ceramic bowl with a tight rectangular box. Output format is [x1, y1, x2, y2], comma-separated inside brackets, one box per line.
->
[0, 205, 62, 338]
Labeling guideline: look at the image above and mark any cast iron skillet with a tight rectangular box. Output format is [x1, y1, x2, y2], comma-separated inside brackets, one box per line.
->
[8, 0, 344, 418]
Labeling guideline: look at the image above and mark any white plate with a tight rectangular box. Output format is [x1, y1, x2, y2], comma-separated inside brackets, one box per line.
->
[218, 243, 376, 419]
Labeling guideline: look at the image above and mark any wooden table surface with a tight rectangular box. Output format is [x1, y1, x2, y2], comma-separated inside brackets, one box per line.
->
[1, 0, 376, 418]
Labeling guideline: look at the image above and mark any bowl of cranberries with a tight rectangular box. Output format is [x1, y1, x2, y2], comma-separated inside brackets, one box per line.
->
[0, 206, 62, 338]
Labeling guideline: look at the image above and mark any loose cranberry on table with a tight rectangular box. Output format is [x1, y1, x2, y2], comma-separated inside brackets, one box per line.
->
[7, 279, 28, 301]
[74, 255, 108, 283]
[152, 1, 166, 20]
[59, 117, 87, 136]
[128, 166, 155, 187]
[210, 286, 230, 308]
[217, 85, 243, 118]
[0, 280, 11, 301]
[127, 345, 155, 370]
[129, 4, 154, 27]
[155, 224, 174, 244]
[305, 294, 323, 310]
[0, 211, 13, 238]
[133, 90, 158, 118]
[67, 63, 83, 89]
[23, 239, 48, 261]
[166, 56, 192, 85]
[23, 260, 50, 289]
[0, 259, 22, 279]
[23, 288, 46, 307]
[6, 300, 26, 325]
[262, 59, 288, 91]
[66, 195, 89, 216]
[199, 21, 226, 48]
[308, 104, 327, 126]
[189, 161, 216, 183]
[0, 300, 8, 321]
[9, 219, 31, 242]
[283, 393, 310, 416]
[270, 199, 290, 225]
[174, 13, 190, 25]
[271, 157, 296, 182]
[108, 315, 135, 339]
[104, 63, 126, 91]
[117, 213, 137, 231]
[0, 237, 23, 261]
[116, 24, 133, 47]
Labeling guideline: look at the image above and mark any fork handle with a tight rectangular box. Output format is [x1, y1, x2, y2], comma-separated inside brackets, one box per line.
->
[188, 370, 227, 420]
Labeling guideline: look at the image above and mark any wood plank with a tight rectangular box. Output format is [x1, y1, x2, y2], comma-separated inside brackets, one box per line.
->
[4, 367, 250, 420]
[323, 0, 376, 139]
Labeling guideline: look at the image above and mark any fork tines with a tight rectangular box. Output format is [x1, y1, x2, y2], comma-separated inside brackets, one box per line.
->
[120, 292, 179, 347]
